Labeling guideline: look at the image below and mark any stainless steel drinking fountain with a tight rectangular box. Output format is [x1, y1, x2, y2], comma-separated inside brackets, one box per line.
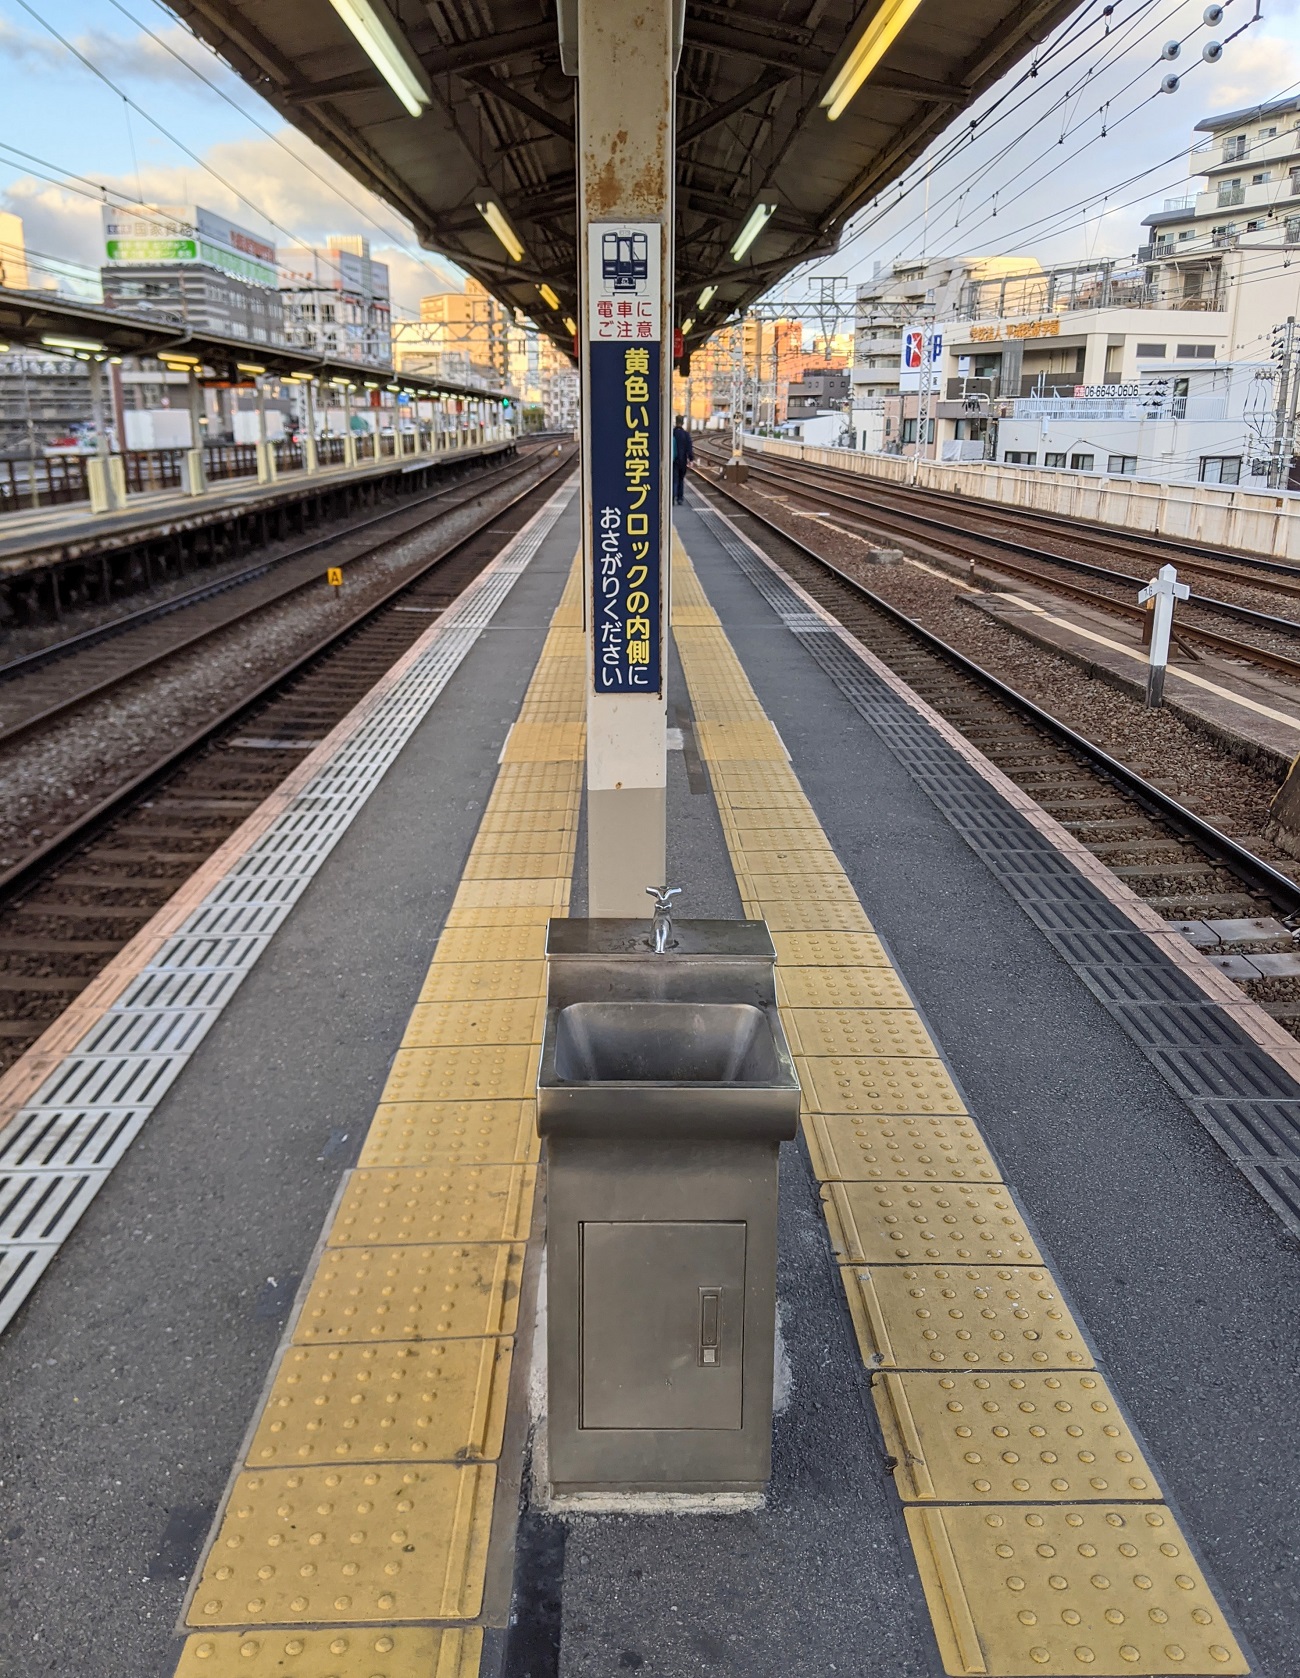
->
[536, 903, 801, 1494]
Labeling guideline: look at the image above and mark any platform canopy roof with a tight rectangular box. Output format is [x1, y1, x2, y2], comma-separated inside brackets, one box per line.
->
[164, 0, 1080, 355]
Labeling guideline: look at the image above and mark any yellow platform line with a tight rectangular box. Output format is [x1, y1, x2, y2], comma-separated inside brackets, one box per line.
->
[173, 560, 585, 1678]
[670, 530, 1246, 1678]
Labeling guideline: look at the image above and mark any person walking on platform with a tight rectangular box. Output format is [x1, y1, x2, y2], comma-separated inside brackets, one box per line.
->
[672, 415, 694, 505]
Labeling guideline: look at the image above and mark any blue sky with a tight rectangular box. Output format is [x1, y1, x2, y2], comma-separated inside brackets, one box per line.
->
[4, 0, 1300, 314]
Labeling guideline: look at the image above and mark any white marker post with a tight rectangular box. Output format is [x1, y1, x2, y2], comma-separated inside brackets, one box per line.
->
[1137, 562, 1189, 707]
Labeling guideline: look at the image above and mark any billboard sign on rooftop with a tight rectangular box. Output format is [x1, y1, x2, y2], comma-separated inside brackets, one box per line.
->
[102, 204, 277, 288]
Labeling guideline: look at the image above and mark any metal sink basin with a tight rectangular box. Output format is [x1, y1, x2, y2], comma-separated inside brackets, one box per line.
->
[537, 918, 800, 1142]
[553, 1001, 780, 1085]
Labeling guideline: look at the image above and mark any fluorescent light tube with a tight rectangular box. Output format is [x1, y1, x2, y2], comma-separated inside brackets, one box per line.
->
[538, 283, 560, 309]
[697, 285, 717, 309]
[563, 315, 577, 334]
[822, 0, 925, 121]
[477, 201, 525, 263]
[731, 204, 776, 262]
[42, 334, 104, 352]
[328, 0, 430, 117]
[236, 362, 266, 375]
[680, 318, 694, 334]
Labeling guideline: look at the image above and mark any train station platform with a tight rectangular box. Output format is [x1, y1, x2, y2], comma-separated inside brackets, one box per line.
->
[1, 474, 1298, 1678]
[0, 437, 517, 582]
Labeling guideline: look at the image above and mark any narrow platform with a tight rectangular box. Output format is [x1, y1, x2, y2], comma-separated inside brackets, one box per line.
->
[0, 438, 516, 575]
[1, 478, 1298, 1678]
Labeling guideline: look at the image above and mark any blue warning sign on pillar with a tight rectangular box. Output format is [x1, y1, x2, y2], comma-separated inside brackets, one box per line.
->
[587, 221, 662, 696]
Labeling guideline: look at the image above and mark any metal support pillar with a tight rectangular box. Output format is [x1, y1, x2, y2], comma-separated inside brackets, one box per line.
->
[302, 381, 318, 474]
[576, 0, 676, 914]
[182, 370, 207, 497]
[85, 358, 120, 513]
[255, 380, 277, 483]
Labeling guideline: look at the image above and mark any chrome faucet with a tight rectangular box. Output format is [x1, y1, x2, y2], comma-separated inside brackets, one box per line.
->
[647, 885, 682, 952]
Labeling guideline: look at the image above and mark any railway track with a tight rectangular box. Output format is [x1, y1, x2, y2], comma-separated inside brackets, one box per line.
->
[690, 468, 1300, 1032]
[0, 443, 551, 743]
[699, 444, 1300, 685]
[0, 446, 575, 1070]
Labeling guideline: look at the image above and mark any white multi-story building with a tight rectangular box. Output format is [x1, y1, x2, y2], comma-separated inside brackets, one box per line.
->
[279, 237, 391, 366]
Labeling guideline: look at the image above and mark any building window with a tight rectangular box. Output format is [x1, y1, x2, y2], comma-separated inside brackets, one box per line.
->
[1136, 343, 1166, 358]
[1247, 221, 1262, 232]
[1070, 453, 1095, 471]
[1252, 173, 1271, 184]
[1106, 455, 1138, 475]
[1199, 455, 1242, 484]
[1178, 230, 1195, 241]
[900, 418, 917, 443]
[1262, 127, 1277, 139]
[1287, 217, 1300, 244]
[1044, 451, 1066, 468]
[1223, 134, 1247, 161]
[1176, 344, 1215, 359]
[1004, 451, 1037, 465]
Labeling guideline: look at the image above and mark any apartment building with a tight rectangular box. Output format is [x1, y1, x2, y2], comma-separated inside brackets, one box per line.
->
[279, 236, 391, 365]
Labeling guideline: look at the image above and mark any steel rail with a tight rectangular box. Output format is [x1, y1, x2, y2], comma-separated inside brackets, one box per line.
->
[694, 469, 1300, 918]
[0, 450, 576, 904]
[0, 443, 530, 683]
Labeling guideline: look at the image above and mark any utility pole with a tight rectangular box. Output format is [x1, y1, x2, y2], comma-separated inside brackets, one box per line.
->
[1271, 316, 1300, 489]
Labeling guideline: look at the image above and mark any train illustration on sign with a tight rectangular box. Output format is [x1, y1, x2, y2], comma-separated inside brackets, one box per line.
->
[601, 231, 649, 291]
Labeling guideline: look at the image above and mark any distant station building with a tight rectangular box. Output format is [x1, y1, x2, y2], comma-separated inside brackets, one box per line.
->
[99, 205, 284, 344]
[279, 236, 392, 366]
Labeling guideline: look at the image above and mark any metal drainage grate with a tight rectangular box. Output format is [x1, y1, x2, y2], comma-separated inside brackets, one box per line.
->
[0, 481, 576, 1336]
[691, 493, 1300, 1241]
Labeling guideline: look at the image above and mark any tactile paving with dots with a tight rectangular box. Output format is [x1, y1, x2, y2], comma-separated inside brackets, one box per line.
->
[876, 1371, 1158, 1503]
[451, 878, 567, 911]
[733, 846, 844, 875]
[248, 1339, 510, 1468]
[461, 851, 570, 883]
[804, 1112, 1000, 1184]
[777, 965, 914, 1009]
[799, 1055, 967, 1117]
[358, 1102, 536, 1169]
[770, 930, 888, 967]
[785, 1008, 938, 1060]
[823, 1180, 1042, 1265]
[399, 999, 543, 1050]
[186, 1463, 494, 1627]
[418, 960, 547, 1004]
[293, 1243, 524, 1345]
[842, 1265, 1093, 1372]
[175, 1625, 481, 1677]
[906, 1504, 1247, 1675]
[327, 1166, 535, 1246]
[744, 898, 874, 934]
[381, 1045, 538, 1105]
[443, 905, 555, 931]
[432, 925, 549, 965]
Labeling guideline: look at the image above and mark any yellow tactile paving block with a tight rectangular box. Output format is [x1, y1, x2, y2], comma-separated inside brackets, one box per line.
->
[742, 872, 866, 907]
[906, 1505, 1247, 1675]
[248, 1340, 511, 1468]
[715, 787, 815, 811]
[771, 929, 889, 967]
[499, 721, 585, 762]
[359, 1102, 537, 1169]
[443, 905, 556, 931]
[461, 850, 572, 882]
[737, 846, 845, 876]
[433, 924, 550, 964]
[671, 605, 721, 626]
[400, 998, 543, 1050]
[294, 1243, 524, 1345]
[747, 897, 875, 935]
[327, 1166, 535, 1247]
[785, 1007, 938, 1060]
[842, 1264, 1092, 1372]
[803, 1112, 1000, 1184]
[875, 1371, 1159, 1504]
[451, 878, 568, 911]
[418, 961, 547, 1005]
[464, 817, 575, 850]
[381, 1045, 538, 1104]
[823, 1180, 1041, 1265]
[777, 965, 913, 1009]
[799, 1054, 967, 1117]
[175, 1626, 481, 1677]
[187, 1463, 494, 1627]
[696, 724, 791, 760]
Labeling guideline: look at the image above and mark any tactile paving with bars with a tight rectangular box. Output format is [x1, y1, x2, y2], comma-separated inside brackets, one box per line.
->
[175, 554, 587, 1676]
[0, 481, 576, 1342]
[670, 530, 1247, 1676]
